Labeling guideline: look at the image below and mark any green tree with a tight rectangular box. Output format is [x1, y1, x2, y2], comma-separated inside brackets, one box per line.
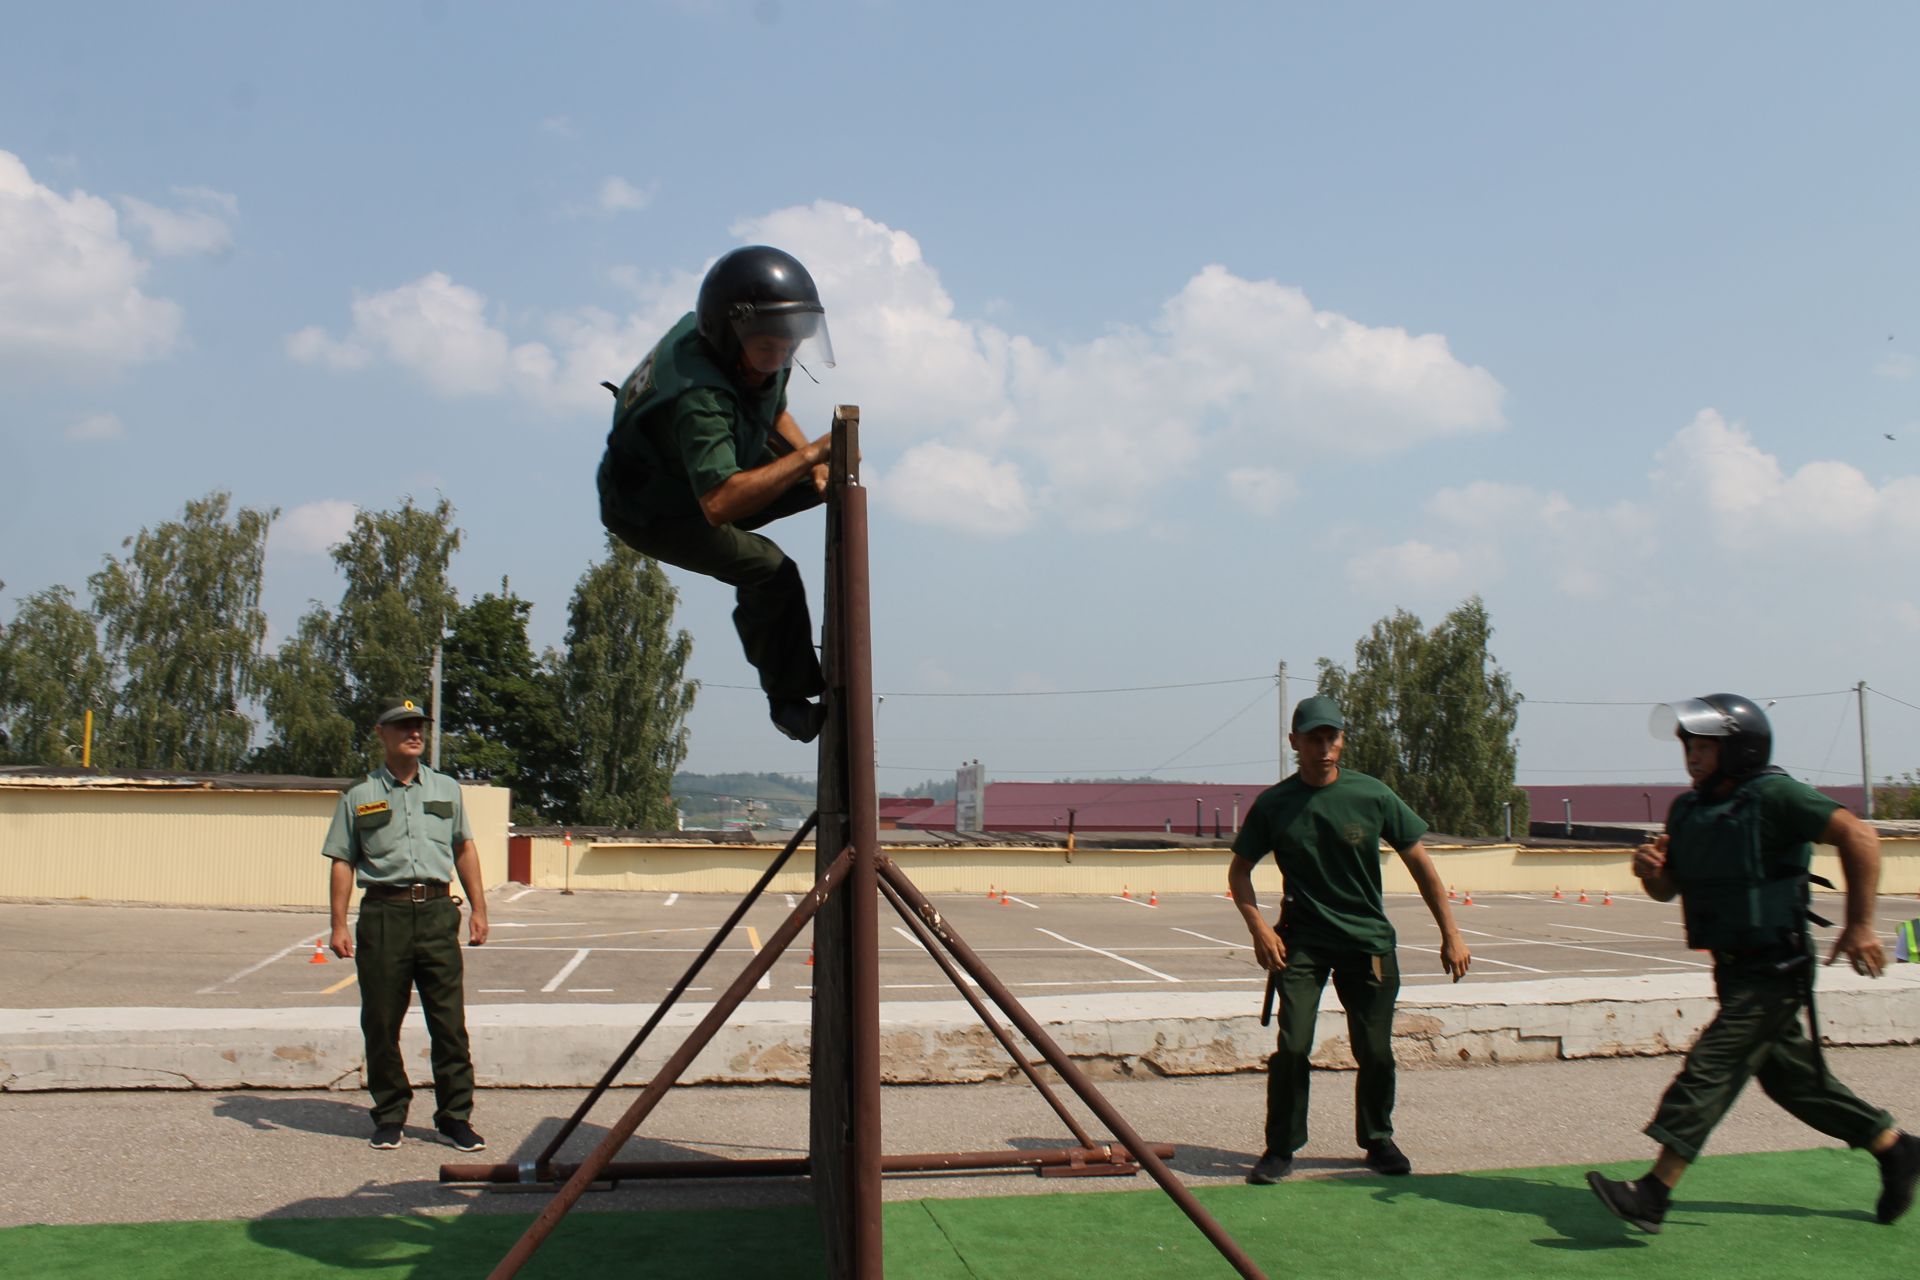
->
[0, 585, 116, 767]
[253, 497, 461, 776]
[87, 491, 275, 772]
[1315, 596, 1526, 838]
[443, 580, 578, 822]
[1875, 770, 1920, 820]
[563, 538, 697, 828]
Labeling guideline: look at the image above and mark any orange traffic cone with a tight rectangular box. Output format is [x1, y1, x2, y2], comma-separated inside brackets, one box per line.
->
[1552, 886, 1563, 900]
[1602, 890, 1613, 906]
[310, 938, 329, 965]
[1148, 890, 1158, 907]
[1461, 890, 1473, 906]
[805, 946, 815, 966]
[1447, 885, 1457, 901]
[987, 884, 996, 900]
[1000, 889, 1010, 906]
[1122, 885, 1132, 899]
[1578, 889, 1589, 903]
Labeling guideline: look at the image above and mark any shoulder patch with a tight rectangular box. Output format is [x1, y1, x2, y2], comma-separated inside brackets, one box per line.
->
[355, 800, 391, 817]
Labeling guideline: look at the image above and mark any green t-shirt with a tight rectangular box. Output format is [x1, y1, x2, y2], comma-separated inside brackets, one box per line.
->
[1230, 769, 1428, 954]
[321, 764, 473, 886]
[598, 313, 789, 527]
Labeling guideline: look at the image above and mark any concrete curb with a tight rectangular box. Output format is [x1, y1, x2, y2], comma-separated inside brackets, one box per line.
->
[4, 970, 1917, 1092]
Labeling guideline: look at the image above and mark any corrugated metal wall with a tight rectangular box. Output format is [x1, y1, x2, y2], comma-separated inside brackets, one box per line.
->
[0, 783, 510, 908]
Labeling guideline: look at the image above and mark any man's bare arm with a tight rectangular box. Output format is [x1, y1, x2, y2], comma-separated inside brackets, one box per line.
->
[1822, 809, 1884, 977]
[1227, 855, 1286, 971]
[1396, 841, 1470, 980]
[1633, 834, 1678, 902]
[328, 858, 356, 958]
[453, 840, 489, 947]
[698, 430, 831, 526]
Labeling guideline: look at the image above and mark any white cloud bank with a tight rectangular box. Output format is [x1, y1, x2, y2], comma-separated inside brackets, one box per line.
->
[289, 200, 1506, 533]
[0, 151, 183, 371]
[276, 499, 358, 555]
[65, 411, 126, 441]
[118, 187, 238, 257]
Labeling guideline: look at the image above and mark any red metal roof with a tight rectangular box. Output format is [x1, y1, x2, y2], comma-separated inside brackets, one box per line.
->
[898, 781, 1273, 834]
[1520, 782, 1866, 824]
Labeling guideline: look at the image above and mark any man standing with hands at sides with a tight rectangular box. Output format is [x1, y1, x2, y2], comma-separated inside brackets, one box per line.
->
[324, 697, 490, 1153]
[1228, 695, 1471, 1185]
[1587, 694, 1919, 1234]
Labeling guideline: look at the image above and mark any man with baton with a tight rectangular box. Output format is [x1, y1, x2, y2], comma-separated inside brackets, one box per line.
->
[1229, 695, 1470, 1184]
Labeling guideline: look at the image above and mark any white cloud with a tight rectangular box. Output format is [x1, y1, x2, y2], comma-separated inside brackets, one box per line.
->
[1874, 352, 1915, 380]
[1224, 466, 1298, 515]
[1652, 408, 1920, 549]
[117, 187, 237, 257]
[290, 200, 1506, 531]
[875, 442, 1034, 536]
[598, 177, 655, 213]
[276, 500, 357, 554]
[65, 411, 125, 441]
[0, 150, 182, 370]
[1347, 540, 1471, 593]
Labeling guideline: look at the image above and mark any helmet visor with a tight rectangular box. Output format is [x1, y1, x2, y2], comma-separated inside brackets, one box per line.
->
[1649, 698, 1735, 740]
[732, 303, 834, 374]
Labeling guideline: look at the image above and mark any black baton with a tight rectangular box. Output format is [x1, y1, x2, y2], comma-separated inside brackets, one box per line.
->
[1259, 969, 1278, 1026]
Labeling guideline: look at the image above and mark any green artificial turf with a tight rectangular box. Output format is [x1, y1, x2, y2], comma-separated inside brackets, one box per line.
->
[1, 1148, 1903, 1279]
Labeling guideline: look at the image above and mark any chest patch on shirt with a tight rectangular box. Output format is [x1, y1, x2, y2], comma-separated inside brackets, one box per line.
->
[355, 801, 390, 817]
[1343, 823, 1366, 845]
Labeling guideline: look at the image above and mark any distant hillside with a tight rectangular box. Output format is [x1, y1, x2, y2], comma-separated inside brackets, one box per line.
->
[671, 771, 814, 827]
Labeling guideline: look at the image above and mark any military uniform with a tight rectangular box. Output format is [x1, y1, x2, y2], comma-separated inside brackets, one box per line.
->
[323, 761, 477, 1130]
[1645, 772, 1892, 1159]
[1233, 769, 1427, 1157]
[597, 311, 826, 704]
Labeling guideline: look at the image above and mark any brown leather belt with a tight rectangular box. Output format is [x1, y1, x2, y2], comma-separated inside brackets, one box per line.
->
[361, 881, 451, 903]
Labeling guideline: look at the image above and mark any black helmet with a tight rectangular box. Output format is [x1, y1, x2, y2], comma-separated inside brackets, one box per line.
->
[1649, 693, 1773, 779]
[695, 245, 834, 374]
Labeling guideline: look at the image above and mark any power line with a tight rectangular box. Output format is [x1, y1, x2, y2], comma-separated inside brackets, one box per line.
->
[704, 675, 1279, 699]
[1870, 687, 1920, 715]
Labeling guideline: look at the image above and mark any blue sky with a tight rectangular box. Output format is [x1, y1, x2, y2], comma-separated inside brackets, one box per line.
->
[4, 2, 1917, 797]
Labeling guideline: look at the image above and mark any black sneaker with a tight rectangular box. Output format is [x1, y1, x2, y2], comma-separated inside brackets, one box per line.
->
[1877, 1132, 1920, 1224]
[369, 1124, 403, 1150]
[1246, 1151, 1294, 1184]
[1587, 1171, 1667, 1234]
[1363, 1139, 1412, 1176]
[436, 1118, 486, 1153]
[769, 697, 826, 744]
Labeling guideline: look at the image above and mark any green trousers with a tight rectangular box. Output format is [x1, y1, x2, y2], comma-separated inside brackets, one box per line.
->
[355, 896, 474, 1128]
[1266, 940, 1400, 1155]
[1645, 954, 1892, 1160]
[603, 481, 826, 702]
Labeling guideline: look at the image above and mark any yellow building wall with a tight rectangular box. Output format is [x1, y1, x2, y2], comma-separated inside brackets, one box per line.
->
[526, 834, 1920, 899]
[0, 782, 511, 908]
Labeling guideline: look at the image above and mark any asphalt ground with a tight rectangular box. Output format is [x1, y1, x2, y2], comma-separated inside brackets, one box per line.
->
[4, 1048, 1917, 1227]
[6, 886, 1914, 1012]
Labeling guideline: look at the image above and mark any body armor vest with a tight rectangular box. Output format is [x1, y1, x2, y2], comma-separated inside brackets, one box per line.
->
[1666, 769, 1815, 952]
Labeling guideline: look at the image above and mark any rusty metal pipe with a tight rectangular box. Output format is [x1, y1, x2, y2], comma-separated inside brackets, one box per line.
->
[487, 846, 855, 1280]
[877, 872, 1099, 1150]
[877, 855, 1268, 1280]
[533, 811, 819, 1170]
[443, 1144, 1173, 1186]
[837, 441, 884, 1278]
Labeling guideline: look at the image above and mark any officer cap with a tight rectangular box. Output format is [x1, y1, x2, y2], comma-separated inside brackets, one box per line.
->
[375, 697, 429, 727]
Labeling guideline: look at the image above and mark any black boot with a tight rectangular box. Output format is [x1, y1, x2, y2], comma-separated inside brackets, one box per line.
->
[769, 697, 826, 744]
[1586, 1171, 1669, 1234]
[1877, 1132, 1920, 1225]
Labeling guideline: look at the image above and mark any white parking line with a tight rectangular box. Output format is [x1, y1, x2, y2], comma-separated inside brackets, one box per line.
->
[1401, 942, 1547, 974]
[505, 886, 539, 903]
[1171, 927, 1246, 949]
[1002, 895, 1040, 909]
[892, 925, 979, 985]
[542, 949, 591, 993]
[1560, 924, 1675, 941]
[478, 988, 526, 993]
[745, 926, 769, 991]
[1112, 896, 1156, 909]
[1036, 927, 1180, 982]
[198, 932, 329, 994]
[784, 894, 797, 908]
[1458, 927, 1709, 969]
[664, 893, 679, 907]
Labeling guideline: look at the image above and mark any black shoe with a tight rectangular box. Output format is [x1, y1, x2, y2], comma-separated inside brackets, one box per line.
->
[1363, 1139, 1412, 1176]
[1587, 1171, 1667, 1234]
[369, 1124, 403, 1150]
[437, 1118, 486, 1153]
[769, 697, 826, 744]
[1246, 1150, 1294, 1184]
[1877, 1132, 1920, 1224]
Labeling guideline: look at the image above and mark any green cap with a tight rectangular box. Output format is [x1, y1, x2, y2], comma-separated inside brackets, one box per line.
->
[1291, 695, 1344, 734]
[375, 696, 429, 726]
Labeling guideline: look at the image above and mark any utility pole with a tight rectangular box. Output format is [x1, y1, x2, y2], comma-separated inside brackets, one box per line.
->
[1858, 680, 1873, 819]
[1276, 660, 1290, 779]
[430, 642, 444, 769]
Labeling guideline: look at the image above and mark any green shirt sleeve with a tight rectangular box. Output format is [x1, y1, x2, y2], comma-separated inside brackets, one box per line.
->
[1230, 805, 1270, 863]
[1378, 787, 1429, 853]
[1762, 776, 1841, 846]
[321, 793, 355, 863]
[452, 784, 473, 846]
[671, 386, 744, 500]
